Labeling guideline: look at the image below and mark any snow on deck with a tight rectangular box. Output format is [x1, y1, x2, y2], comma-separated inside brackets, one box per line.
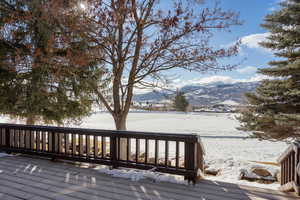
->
[0, 155, 297, 200]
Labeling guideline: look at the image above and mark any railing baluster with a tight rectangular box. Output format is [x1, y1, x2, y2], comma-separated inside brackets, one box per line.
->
[36, 131, 41, 151]
[126, 138, 130, 161]
[284, 158, 286, 184]
[86, 135, 90, 158]
[24, 129, 27, 149]
[176, 141, 179, 168]
[0, 129, 2, 146]
[292, 152, 295, 182]
[42, 132, 46, 151]
[72, 134, 76, 156]
[136, 138, 140, 163]
[155, 139, 159, 165]
[79, 134, 83, 156]
[282, 161, 285, 184]
[18, 129, 21, 148]
[102, 136, 106, 158]
[145, 139, 148, 164]
[14, 129, 17, 148]
[58, 133, 64, 154]
[165, 140, 169, 166]
[94, 136, 98, 158]
[2, 128, 5, 146]
[19, 129, 21, 148]
[30, 130, 34, 150]
[2, 128, 4, 146]
[51, 132, 55, 153]
[65, 133, 70, 155]
[294, 151, 300, 185]
[288, 156, 291, 182]
[117, 137, 120, 160]
[5, 128, 10, 148]
[0, 129, 2, 147]
[285, 158, 288, 183]
[23, 129, 26, 149]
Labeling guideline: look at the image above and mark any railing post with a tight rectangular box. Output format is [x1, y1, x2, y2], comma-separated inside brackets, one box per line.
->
[196, 137, 205, 179]
[52, 132, 56, 154]
[110, 135, 118, 168]
[184, 135, 205, 184]
[5, 127, 10, 148]
[295, 147, 299, 187]
[5, 127, 12, 154]
[184, 139, 197, 184]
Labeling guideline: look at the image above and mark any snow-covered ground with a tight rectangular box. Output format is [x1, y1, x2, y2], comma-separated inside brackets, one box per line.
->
[0, 112, 287, 189]
[81, 111, 287, 189]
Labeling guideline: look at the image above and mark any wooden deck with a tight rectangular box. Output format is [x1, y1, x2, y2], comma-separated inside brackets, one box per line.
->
[0, 155, 297, 200]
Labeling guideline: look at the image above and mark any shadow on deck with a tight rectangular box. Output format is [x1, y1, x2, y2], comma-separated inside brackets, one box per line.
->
[0, 155, 297, 200]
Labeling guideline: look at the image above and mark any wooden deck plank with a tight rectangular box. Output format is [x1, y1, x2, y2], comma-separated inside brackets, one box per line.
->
[1, 158, 295, 200]
[0, 184, 35, 200]
[0, 158, 251, 200]
[0, 193, 24, 200]
[0, 162, 286, 200]
[0, 155, 297, 200]
[0, 167, 217, 200]
[0, 156, 294, 200]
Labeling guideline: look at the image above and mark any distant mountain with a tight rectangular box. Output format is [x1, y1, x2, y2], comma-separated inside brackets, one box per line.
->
[133, 81, 259, 106]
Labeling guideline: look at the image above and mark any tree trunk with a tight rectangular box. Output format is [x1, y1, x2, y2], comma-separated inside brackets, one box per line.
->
[114, 113, 128, 160]
[114, 114, 127, 131]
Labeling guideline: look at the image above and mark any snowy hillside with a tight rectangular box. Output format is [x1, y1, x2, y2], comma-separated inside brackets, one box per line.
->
[133, 81, 259, 106]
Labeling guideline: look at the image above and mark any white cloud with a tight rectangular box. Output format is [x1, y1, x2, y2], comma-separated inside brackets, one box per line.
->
[191, 76, 237, 84]
[237, 66, 257, 74]
[224, 33, 272, 55]
[169, 74, 270, 88]
[134, 74, 271, 94]
[246, 74, 271, 82]
[241, 33, 270, 50]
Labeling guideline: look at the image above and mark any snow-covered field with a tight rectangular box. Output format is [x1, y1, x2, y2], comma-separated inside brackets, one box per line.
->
[0, 112, 288, 189]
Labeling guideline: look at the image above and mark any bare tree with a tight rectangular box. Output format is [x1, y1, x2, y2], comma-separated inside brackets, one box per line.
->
[86, 0, 241, 130]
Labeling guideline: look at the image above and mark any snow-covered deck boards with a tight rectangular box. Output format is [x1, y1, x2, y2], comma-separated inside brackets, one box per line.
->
[0, 155, 297, 200]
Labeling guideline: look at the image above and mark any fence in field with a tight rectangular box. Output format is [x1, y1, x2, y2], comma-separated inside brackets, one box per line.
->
[278, 141, 300, 195]
[0, 123, 204, 183]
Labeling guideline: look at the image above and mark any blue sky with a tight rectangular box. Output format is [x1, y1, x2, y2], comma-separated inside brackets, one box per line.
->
[169, 0, 281, 86]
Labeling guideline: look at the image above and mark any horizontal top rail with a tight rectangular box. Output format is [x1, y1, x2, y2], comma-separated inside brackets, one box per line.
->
[0, 123, 199, 142]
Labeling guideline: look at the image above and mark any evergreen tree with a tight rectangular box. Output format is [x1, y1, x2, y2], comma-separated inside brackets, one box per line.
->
[0, 0, 104, 125]
[238, 0, 300, 141]
[174, 90, 189, 112]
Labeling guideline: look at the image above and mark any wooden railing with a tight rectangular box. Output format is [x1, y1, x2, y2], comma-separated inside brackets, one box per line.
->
[277, 141, 300, 195]
[0, 123, 204, 183]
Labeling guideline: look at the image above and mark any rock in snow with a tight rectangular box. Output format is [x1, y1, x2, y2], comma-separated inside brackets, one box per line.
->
[239, 165, 279, 183]
[251, 167, 272, 177]
[205, 168, 220, 176]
